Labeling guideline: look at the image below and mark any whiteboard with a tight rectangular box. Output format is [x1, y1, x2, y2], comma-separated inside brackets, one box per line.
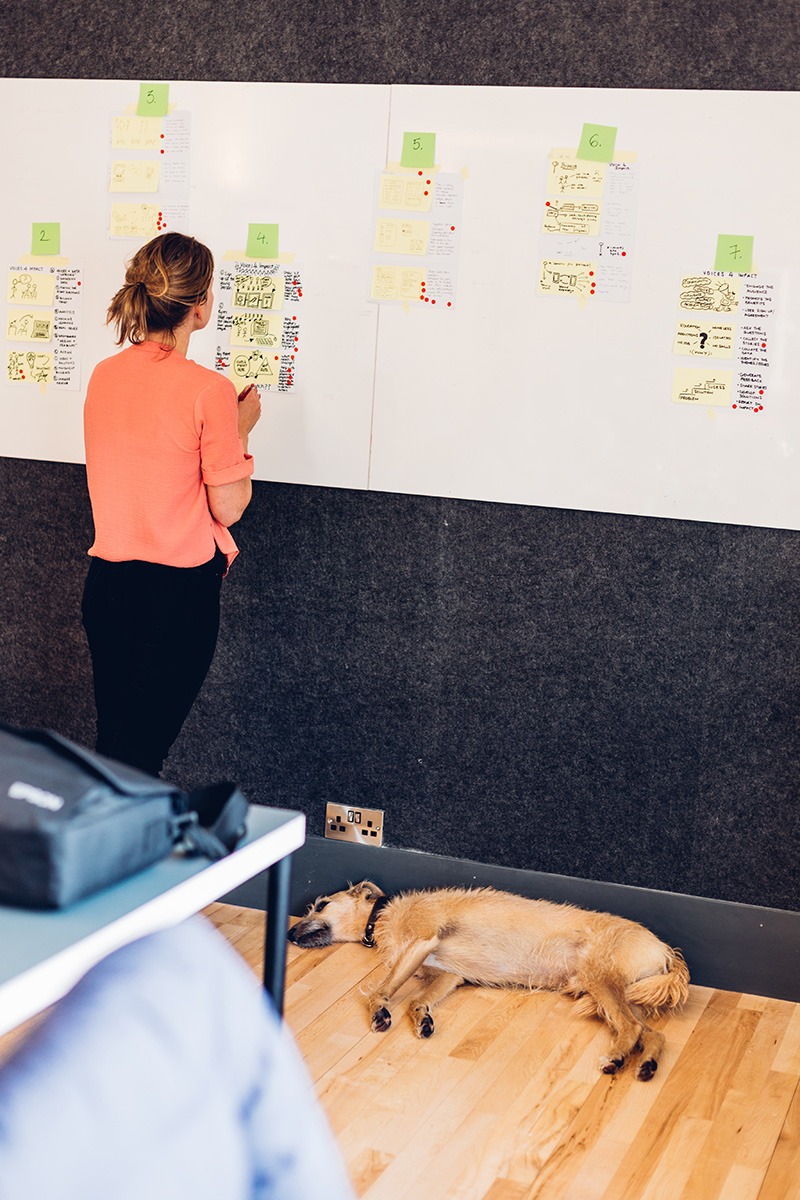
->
[1, 79, 799, 530]
[371, 86, 800, 529]
[0, 78, 389, 490]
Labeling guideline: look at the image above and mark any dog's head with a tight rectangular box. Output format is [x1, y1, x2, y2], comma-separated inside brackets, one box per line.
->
[287, 880, 386, 948]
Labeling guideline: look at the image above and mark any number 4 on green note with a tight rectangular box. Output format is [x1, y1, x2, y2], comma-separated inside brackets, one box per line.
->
[247, 224, 279, 259]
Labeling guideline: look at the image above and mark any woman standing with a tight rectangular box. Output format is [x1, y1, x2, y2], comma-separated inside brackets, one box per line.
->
[82, 232, 261, 777]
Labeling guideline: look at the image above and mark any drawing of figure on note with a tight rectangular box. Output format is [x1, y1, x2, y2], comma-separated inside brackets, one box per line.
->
[679, 276, 740, 315]
[25, 351, 52, 383]
[7, 352, 24, 381]
[232, 350, 275, 385]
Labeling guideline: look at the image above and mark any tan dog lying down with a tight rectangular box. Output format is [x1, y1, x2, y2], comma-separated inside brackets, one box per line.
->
[288, 881, 690, 1081]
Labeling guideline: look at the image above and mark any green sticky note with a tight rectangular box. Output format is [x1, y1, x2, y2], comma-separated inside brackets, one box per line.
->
[576, 123, 618, 163]
[714, 234, 753, 273]
[31, 222, 60, 255]
[246, 224, 279, 258]
[400, 132, 436, 168]
[137, 82, 170, 117]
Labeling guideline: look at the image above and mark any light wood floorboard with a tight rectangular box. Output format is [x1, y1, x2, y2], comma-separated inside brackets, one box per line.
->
[206, 904, 800, 1200]
[1, 902, 798, 1200]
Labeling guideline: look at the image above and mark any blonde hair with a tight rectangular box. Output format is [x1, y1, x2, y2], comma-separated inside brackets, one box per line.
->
[107, 232, 214, 346]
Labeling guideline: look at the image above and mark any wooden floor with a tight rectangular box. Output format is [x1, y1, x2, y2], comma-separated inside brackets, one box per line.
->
[205, 903, 800, 1200]
[2, 902, 798, 1199]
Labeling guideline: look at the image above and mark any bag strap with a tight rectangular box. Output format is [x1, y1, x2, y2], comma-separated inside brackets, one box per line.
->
[177, 782, 248, 860]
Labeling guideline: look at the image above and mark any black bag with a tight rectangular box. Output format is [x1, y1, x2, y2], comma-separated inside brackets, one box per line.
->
[0, 724, 249, 909]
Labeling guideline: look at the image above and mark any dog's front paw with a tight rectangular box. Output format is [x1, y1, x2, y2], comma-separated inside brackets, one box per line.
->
[415, 1012, 435, 1039]
[599, 1055, 625, 1075]
[371, 1006, 392, 1033]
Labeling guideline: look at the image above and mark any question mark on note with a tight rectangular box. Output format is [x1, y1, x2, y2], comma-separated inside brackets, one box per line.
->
[699, 332, 708, 349]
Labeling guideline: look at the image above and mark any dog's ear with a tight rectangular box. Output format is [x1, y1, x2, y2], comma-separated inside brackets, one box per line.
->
[349, 880, 385, 901]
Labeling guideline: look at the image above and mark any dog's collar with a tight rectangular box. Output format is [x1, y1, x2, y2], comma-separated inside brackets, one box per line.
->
[362, 896, 391, 947]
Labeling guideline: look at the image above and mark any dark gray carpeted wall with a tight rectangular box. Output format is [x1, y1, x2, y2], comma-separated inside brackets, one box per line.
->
[1, 2, 798, 912]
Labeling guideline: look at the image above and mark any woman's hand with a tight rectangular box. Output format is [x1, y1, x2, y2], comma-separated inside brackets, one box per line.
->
[237, 383, 262, 448]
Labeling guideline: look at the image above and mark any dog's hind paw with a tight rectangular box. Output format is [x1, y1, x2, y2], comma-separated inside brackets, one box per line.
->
[600, 1056, 625, 1075]
[371, 1006, 392, 1033]
[637, 1058, 658, 1082]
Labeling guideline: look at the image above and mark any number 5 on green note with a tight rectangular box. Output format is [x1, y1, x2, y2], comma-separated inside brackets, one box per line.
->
[401, 132, 436, 168]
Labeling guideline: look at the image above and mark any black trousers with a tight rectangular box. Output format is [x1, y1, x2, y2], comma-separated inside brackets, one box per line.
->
[81, 550, 227, 777]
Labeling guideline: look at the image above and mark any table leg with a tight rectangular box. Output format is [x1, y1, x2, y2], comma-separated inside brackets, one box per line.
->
[263, 854, 292, 1016]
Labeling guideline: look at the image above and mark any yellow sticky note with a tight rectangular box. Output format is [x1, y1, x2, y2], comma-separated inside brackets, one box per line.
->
[6, 349, 54, 384]
[373, 219, 430, 256]
[370, 265, 426, 302]
[111, 115, 163, 150]
[673, 321, 735, 359]
[672, 368, 732, 406]
[7, 270, 56, 306]
[109, 203, 160, 239]
[232, 273, 284, 313]
[6, 307, 54, 343]
[230, 348, 279, 387]
[547, 153, 606, 196]
[109, 161, 161, 193]
[542, 199, 601, 237]
[539, 260, 597, 298]
[378, 172, 434, 213]
[678, 275, 741, 316]
[230, 313, 280, 347]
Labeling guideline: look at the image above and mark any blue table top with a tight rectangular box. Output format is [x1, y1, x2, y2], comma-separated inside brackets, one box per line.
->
[0, 805, 304, 993]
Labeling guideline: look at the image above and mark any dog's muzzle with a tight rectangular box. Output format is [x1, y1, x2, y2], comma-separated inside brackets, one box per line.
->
[287, 920, 333, 948]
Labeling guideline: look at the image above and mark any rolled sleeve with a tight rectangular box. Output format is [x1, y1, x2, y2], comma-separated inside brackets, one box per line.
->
[196, 376, 254, 487]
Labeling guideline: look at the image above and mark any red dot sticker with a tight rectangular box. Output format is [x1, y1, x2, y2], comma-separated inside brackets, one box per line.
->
[732, 403, 737, 409]
[160, 149, 165, 154]
[447, 301, 452, 307]
[431, 299, 436, 304]
[621, 251, 626, 257]
[419, 295, 424, 301]
[545, 201, 550, 207]
[292, 315, 297, 320]
[759, 389, 764, 394]
[426, 180, 431, 185]
[423, 191, 429, 196]
[424, 296, 429, 302]
[418, 170, 423, 176]
[274, 356, 279, 361]
[160, 134, 165, 139]
[450, 226, 455, 231]
[761, 342, 767, 348]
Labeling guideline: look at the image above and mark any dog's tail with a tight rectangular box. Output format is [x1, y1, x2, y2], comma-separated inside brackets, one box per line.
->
[624, 948, 690, 1016]
[572, 948, 690, 1020]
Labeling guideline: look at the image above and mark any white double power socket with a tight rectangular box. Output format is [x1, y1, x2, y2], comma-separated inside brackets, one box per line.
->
[324, 803, 384, 846]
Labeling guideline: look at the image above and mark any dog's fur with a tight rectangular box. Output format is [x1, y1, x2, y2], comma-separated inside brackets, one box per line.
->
[288, 881, 690, 1081]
